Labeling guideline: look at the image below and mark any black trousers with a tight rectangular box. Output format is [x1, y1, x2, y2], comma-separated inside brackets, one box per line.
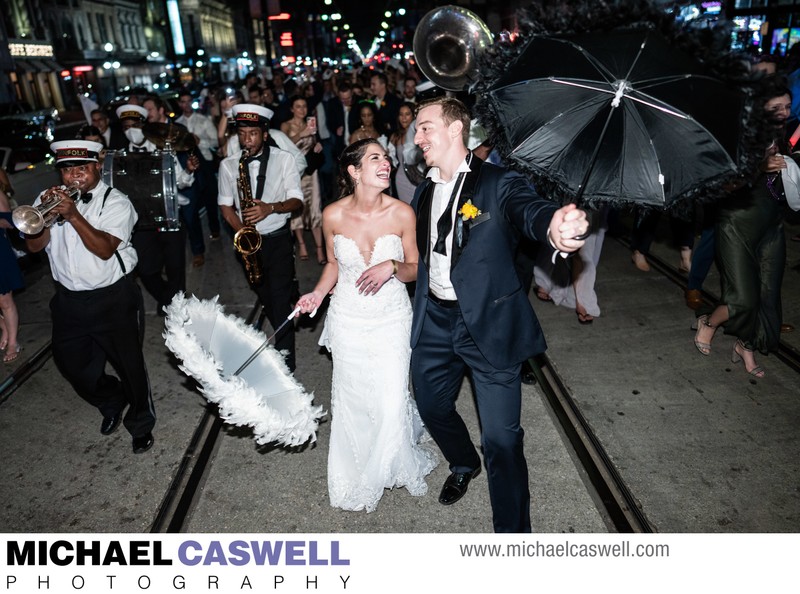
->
[51, 276, 155, 438]
[411, 299, 531, 533]
[248, 226, 297, 371]
[132, 229, 186, 312]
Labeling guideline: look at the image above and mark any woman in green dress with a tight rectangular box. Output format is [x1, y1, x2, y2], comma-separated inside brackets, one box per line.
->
[693, 77, 793, 378]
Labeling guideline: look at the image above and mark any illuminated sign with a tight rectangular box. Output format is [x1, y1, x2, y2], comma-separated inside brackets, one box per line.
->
[9, 43, 54, 57]
[280, 32, 294, 47]
[166, 0, 186, 55]
[269, 13, 290, 20]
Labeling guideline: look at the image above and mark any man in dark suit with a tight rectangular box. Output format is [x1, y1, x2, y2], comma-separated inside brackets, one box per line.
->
[327, 83, 359, 159]
[369, 72, 401, 136]
[410, 97, 588, 533]
[91, 109, 127, 150]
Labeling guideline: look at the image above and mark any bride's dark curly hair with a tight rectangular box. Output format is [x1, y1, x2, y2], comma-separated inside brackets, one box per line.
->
[336, 138, 385, 198]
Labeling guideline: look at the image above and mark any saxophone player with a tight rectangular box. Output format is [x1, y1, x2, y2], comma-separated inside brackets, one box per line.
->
[218, 104, 303, 371]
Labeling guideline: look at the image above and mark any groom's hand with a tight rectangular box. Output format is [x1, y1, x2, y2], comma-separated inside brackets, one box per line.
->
[548, 204, 588, 253]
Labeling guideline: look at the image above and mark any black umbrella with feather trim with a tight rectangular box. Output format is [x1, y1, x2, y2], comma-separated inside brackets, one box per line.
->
[473, 1, 759, 214]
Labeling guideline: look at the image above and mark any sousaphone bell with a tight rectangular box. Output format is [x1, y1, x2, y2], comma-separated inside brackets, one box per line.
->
[413, 5, 494, 92]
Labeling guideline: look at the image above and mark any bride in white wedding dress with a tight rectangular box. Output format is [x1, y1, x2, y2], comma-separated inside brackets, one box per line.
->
[296, 139, 437, 512]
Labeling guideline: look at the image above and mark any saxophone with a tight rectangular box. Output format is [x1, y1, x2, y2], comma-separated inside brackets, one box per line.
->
[233, 149, 263, 285]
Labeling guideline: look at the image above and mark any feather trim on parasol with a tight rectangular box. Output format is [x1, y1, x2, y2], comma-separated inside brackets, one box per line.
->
[473, 0, 764, 217]
[163, 293, 325, 448]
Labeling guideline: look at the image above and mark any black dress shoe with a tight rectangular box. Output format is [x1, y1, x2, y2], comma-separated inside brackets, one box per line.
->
[439, 468, 481, 505]
[521, 361, 537, 385]
[132, 432, 154, 454]
[100, 414, 122, 435]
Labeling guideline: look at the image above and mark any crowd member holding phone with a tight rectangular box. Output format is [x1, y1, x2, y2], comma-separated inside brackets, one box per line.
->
[281, 95, 326, 265]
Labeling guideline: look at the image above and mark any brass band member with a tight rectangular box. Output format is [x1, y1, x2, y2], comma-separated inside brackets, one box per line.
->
[217, 104, 303, 371]
[116, 103, 198, 315]
[23, 140, 155, 454]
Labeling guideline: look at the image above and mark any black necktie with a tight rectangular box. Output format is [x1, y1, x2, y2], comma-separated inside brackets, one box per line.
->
[433, 172, 466, 256]
[79, 192, 92, 203]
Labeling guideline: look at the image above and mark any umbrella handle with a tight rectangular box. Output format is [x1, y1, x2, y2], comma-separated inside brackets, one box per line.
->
[571, 210, 595, 242]
[232, 307, 318, 377]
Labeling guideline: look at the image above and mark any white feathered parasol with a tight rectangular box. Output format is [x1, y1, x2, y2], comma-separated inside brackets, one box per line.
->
[163, 293, 325, 447]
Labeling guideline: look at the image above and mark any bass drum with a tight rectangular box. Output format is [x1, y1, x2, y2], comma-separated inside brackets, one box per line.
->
[102, 150, 180, 232]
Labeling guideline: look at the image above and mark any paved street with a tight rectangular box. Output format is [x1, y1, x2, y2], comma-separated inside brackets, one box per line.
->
[1, 202, 799, 533]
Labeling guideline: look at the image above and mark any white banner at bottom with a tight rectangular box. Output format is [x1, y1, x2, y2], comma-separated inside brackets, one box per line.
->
[1, 533, 795, 592]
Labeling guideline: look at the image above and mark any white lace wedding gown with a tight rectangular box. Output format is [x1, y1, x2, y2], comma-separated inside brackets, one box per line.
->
[319, 234, 438, 512]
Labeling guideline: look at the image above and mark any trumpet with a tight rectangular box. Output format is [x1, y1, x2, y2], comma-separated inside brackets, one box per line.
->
[12, 184, 81, 235]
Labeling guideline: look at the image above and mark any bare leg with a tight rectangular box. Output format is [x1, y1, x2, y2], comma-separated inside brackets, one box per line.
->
[0, 291, 20, 362]
[572, 256, 593, 324]
[312, 226, 326, 264]
[294, 229, 308, 260]
[0, 311, 8, 350]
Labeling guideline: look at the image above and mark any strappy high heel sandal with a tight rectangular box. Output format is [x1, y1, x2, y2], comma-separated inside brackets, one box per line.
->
[693, 314, 715, 356]
[731, 340, 765, 378]
[3, 344, 21, 363]
[316, 245, 327, 265]
[297, 241, 309, 261]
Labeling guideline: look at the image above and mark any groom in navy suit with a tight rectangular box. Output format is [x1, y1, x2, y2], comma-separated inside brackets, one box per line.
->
[410, 97, 588, 532]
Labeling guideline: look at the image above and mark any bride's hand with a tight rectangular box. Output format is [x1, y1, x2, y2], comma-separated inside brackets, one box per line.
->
[296, 291, 323, 314]
[356, 260, 394, 295]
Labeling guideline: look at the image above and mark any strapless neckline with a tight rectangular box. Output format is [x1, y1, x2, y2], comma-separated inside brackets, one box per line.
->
[333, 234, 401, 269]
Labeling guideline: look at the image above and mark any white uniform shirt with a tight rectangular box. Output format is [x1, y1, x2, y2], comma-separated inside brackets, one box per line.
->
[427, 158, 471, 301]
[37, 180, 138, 291]
[218, 147, 303, 235]
[175, 111, 218, 161]
[225, 130, 307, 177]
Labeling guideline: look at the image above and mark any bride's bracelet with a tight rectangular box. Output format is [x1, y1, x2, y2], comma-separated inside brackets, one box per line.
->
[390, 259, 398, 277]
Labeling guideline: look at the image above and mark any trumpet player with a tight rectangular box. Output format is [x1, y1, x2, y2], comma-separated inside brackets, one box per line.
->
[23, 140, 156, 454]
[218, 104, 303, 371]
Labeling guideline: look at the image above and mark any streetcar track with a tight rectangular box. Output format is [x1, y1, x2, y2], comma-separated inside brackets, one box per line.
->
[0, 342, 52, 404]
[616, 236, 800, 374]
[530, 354, 654, 533]
[150, 299, 263, 533]
[6, 238, 797, 533]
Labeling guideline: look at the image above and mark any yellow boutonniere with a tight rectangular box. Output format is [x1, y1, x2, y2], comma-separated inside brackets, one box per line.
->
[380, 100, 386, 108]
[459, 199, 481, 221]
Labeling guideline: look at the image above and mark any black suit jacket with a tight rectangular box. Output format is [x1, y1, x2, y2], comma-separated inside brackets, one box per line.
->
[411, 158, 559, 368]
[106, 124, 128, 151]
[327, 98, 360, 157]
[375, 92, 402, 136]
